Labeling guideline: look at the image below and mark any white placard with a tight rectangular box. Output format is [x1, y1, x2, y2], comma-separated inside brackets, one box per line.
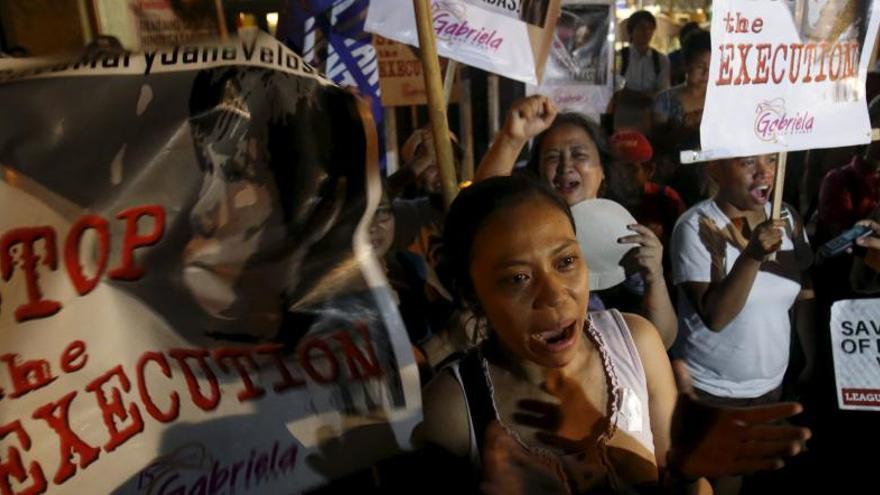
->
[366, 0, 560, 85]
[700, 0, 880, 158]
[830, 299, 880, 411]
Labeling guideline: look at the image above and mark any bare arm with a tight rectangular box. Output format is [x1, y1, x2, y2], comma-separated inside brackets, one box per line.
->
[412, 371, 471, 457]
[680, 219, 784, 332]
[624, 314, 708, 494]
[474, 95, 557, 181]
[619, 225, 678, 348]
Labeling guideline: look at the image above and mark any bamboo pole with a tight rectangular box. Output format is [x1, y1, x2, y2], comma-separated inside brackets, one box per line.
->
[413, 0, 458, 208]
[769, 151, 788, 262]
[459, 69, 475, 182]
[385, 107, 399, 175]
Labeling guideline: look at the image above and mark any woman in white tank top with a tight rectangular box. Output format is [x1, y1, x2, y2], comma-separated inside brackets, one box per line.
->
[414, 175, 698, 493]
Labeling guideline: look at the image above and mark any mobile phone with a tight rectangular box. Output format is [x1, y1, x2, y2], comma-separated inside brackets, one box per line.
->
[818, 224, 874, 258]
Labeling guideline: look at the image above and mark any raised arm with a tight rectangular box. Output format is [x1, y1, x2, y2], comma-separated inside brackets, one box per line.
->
[475, 95, 557, 181]
[678, 219, 784, 332]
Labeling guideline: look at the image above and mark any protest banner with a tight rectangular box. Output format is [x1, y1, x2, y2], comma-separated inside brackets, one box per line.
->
[92, 0, 227, 49]
[0, 30, 420, 494]
[374, 34, 460, 106]
[830, 299, 880, 412]
[365, 0, 562, 85]
[699, 0, 880, 158]
[527, 0, 614, 119]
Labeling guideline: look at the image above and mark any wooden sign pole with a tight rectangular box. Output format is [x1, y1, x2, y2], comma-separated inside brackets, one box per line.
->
[768, 151, 788, 262]
[413, 0, 458, 209]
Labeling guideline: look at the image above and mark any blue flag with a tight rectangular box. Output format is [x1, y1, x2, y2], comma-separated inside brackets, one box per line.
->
[280, 0, 385, 169]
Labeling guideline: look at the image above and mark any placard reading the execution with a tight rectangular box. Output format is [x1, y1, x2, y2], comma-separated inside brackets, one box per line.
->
[366, 0, 561, 85]
[374, 35, 459, 106]
[700, 0, 880, 157]
[830, 299, 880, 411]
[0, 31, 419, 494]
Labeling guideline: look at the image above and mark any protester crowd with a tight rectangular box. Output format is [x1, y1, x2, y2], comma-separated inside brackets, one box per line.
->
[334, 9, 880, 495]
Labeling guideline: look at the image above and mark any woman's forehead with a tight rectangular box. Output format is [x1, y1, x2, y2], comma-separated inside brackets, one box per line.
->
[472, 199, 575, 252]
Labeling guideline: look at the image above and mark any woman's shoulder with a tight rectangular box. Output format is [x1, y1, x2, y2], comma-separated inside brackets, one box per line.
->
[591, 310, 663, 357]
[413, 360, 472, 458]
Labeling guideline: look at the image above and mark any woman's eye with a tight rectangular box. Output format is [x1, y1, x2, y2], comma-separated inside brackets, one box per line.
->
[558, 255, 578, 269]
[509, 273, 529, 285]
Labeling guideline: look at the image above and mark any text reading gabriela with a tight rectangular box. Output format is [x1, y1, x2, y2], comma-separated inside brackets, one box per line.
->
[715, 11, 861, 86]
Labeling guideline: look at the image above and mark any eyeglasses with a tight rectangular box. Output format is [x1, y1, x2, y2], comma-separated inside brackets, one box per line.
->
[374, 206, 394, 223]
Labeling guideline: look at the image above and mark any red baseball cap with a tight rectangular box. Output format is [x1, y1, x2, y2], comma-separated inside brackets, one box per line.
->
[610, 129, 653, 163]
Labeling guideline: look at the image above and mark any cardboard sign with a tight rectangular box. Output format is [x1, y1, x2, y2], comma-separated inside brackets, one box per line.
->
[700, 0, 880, 157]
[0, 31, 420, 494]
[375, 35, 459, 106]
[830, 299, 880, 411]
[92, 0, 226, 49]
[527, 0, 614, 118]
[366, 0, 561, 85]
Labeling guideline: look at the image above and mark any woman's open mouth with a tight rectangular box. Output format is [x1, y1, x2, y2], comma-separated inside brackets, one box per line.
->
[749, 184, 771, 204]
[554, 180, 581, 195]
[530, 320, 578, 353]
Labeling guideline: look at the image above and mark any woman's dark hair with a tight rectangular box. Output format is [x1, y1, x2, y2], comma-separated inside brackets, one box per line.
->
[683, 30, 712, 66]
[626, 10, 657, 35]
[525, 112, 608, 179]
[441, 175, 575, 309]
[678, 22, 702, 44]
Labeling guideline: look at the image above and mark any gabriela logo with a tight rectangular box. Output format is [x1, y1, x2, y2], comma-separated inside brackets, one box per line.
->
[754, 98, 815, 142]
[432, 0, 504, 52]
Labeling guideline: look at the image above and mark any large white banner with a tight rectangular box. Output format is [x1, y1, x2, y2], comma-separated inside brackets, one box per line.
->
[0, 31, 420, 494]
[700, 0, 880, 157]
[831, 299, 880, 411]
[365, 0, 561, 85]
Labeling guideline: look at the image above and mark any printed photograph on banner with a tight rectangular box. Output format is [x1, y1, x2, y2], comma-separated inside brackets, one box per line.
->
[0, 32, 419, 494]
[544, 2, 611, 85]
[365, 0, 561, 85]
[700, 0, 880, 156]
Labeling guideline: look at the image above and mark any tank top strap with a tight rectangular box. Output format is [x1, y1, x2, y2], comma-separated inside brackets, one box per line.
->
[587, 309, 655, 454]
[445, 349, 497, 466]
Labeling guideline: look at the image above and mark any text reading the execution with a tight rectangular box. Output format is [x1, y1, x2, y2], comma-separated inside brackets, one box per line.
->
[715, 11, 860, 87]
[0, 326, 384, 494]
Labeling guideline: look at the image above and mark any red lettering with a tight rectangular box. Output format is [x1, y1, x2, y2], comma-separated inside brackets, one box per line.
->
[212, 348, 265, 401]
[814, 43, 829, 82]
[716, 44, 734, 85]
[60, 340, 88, 374]
[168, 349, 220, 411]
[772, 44, 787, 84]
[136, 352, 180, 423]
[255, 344, 305, 393]
[298, 338, 339, 384]
[108, 205, 165, 281]
[334, 324, 382, 380]
[788, 43, 804, 83]
[802, 43, 817, 82]
[751, 17, 763, 33]
[63, 215, 109, 295]
[843, 42, 859, 78]
[753, 43, 772, 84]
[829, 43, 843, 80]
[0, 227, 61, 322]
[0, 354, 56, 399]
[734, 44, 753, 85]
[85, 365, 144, 452]
[32, 392, 100, 484]
[0, 421, 47, 495]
